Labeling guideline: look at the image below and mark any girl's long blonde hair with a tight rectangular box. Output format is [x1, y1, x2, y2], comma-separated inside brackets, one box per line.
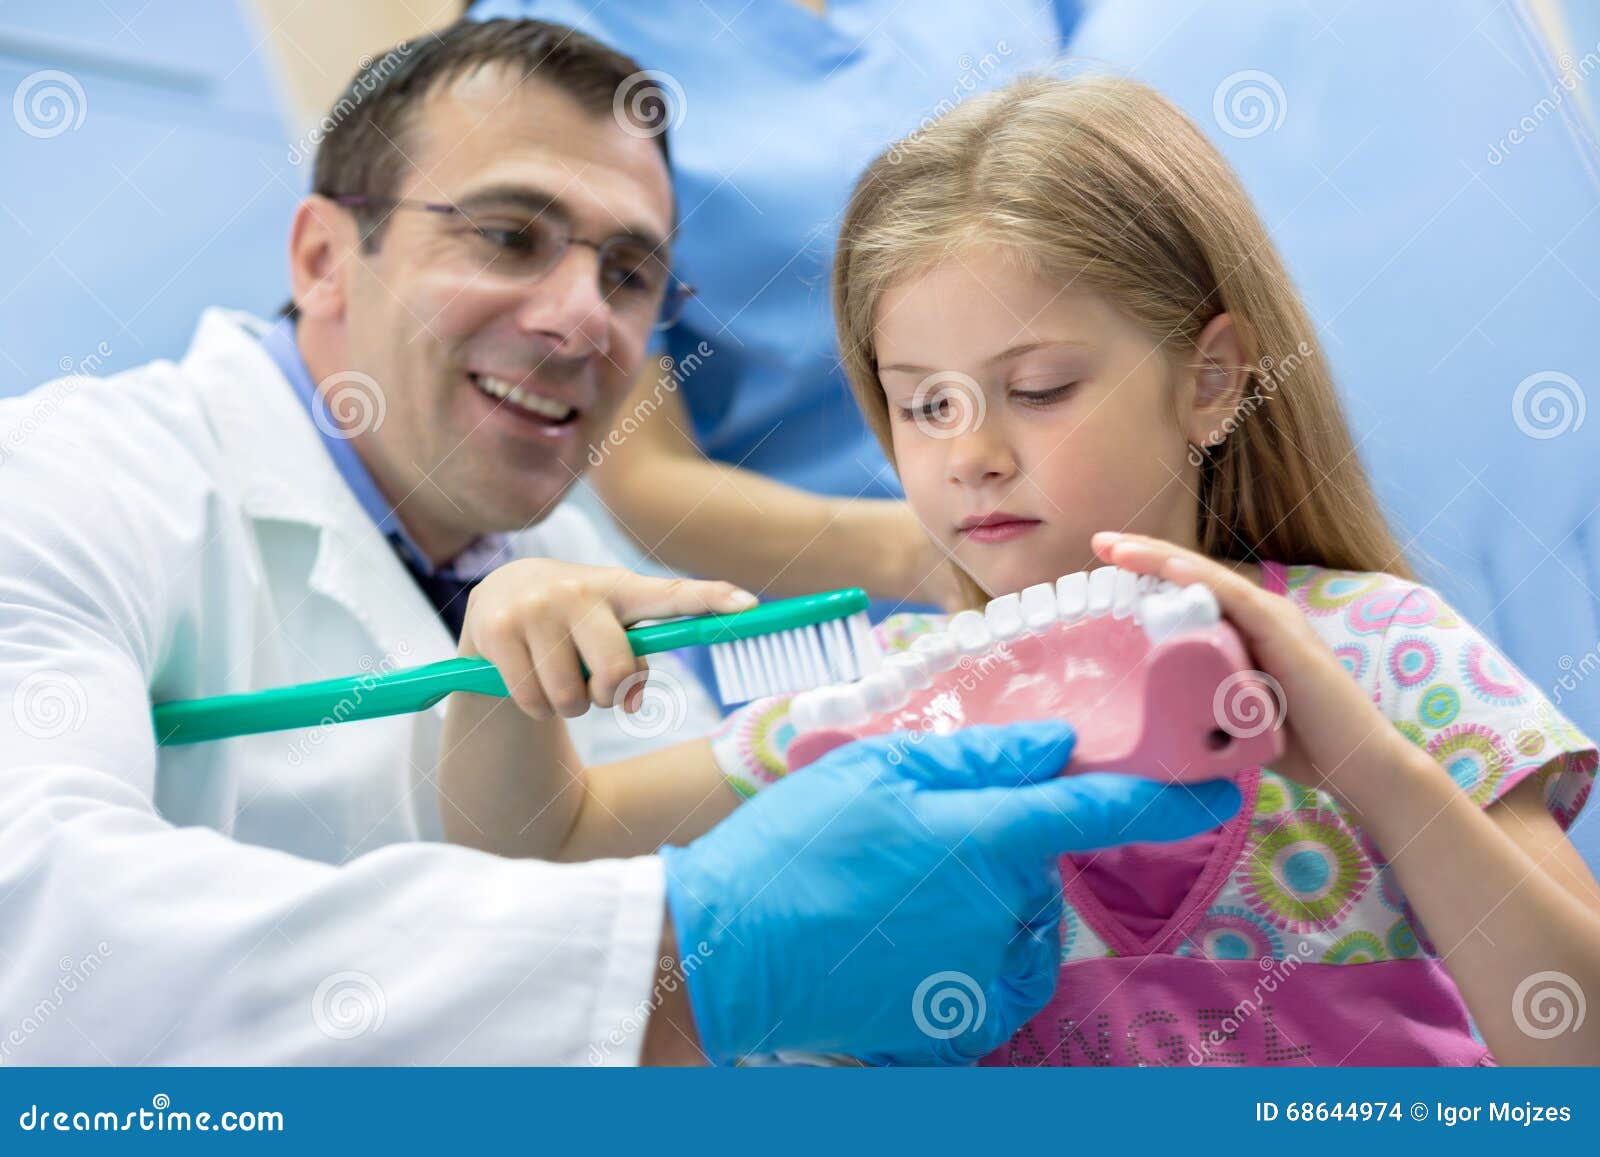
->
[832, 73, 1415, 606]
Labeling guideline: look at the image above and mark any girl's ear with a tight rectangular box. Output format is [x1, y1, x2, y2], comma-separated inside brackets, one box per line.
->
[1182, 313, 1251, 452]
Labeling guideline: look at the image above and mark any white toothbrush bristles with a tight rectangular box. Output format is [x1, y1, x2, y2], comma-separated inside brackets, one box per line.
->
[708, 611, 881, 705]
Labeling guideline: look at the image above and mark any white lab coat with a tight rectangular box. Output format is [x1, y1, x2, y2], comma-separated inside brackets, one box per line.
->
[0, 309, 720, 1065]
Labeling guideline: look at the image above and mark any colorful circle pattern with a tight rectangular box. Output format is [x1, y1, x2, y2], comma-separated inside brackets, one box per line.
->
[1387, 635, 1438, 688]
[1427, 723, 1511, 801]
[1460, 640, 1527, 708]
[1299, 573, 1381, 616]
[1334, 644, 1369, 682]
[1182, 905, 1285, 961]
[1346, 586, 1438, 636]
[1239, 811, 1372, 933]
[1322, 930, 1385, 964]
[1418, 684, 1460, 728]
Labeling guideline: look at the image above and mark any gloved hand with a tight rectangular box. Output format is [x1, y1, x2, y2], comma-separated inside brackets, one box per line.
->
[658, 721, 1242, 1065]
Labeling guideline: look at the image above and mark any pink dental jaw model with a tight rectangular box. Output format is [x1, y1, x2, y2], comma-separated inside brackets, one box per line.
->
[785, 565, 1284, 783]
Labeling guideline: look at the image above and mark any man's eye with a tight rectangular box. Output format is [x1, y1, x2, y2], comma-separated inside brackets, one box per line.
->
[479, 227, 538, 254]
[601, 252, 665, 295]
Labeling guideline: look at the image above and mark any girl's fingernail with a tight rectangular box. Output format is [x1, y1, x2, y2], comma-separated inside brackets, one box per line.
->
[1092, 531, 1121, 549]
[729, 589, 759, 609]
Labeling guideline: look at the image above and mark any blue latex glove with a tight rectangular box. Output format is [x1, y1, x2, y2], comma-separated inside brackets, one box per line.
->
[659, 721, 1242, 1065]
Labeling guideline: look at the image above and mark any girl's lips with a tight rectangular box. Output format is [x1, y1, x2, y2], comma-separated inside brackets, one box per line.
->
[960, 519, 1042, 544]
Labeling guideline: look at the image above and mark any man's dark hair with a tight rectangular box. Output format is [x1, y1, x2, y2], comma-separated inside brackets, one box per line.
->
[282, 18, 673, 318]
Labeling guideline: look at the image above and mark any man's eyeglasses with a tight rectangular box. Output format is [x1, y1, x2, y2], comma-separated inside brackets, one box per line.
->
[330, 194, 695, 331]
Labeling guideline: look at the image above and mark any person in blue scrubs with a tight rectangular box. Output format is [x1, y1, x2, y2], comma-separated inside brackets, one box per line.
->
[468, 0, 1079, 620]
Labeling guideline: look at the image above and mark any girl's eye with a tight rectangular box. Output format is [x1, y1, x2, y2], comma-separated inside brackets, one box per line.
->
[894, 397, 953, 423]
[1011, 382, 1078, 406]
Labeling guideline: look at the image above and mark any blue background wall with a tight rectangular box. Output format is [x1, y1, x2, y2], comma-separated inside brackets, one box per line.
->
[0, 0, 296, 389]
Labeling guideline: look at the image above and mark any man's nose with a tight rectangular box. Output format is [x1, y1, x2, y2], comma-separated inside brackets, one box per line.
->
[512, 246, 612, 357]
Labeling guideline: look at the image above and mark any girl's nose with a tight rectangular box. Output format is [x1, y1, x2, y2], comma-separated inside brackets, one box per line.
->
[944, 420, 1017, 487]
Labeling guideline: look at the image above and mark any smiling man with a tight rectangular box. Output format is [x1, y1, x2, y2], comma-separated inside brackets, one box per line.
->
[280, 21, 689, 637]
[285, 31, 685, 578]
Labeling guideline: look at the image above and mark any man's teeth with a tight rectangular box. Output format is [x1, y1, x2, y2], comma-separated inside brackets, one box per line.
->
[474, 375, 575, 422]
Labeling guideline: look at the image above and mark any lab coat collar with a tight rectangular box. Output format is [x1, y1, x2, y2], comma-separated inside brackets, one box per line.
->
[181, 308, 455, 669]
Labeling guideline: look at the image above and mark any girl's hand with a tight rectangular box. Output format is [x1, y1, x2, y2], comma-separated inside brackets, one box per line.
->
[1091, 531, 1427, 807]
[459, 559, 757, 720]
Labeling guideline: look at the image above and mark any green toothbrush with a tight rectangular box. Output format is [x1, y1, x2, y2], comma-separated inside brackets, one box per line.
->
[151, 587, 876, 746]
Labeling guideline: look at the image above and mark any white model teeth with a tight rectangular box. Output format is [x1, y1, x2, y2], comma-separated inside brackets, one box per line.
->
[1086, 565, 1118, 616]
[910, 632, 959, 671]
[859, 668, 910, 712]
[789, 689, 819, 731]
[1055, 572, 1088, 621]
[807, 683, 868, 727]
[1112, 569, 1141, 619]
[1019, 582, 1057, 631]
[475, 374, 575, 421]
[1139, 582, 1221, 645]
[884, 650, 933, 689]
[949, 609, 991, 654]
[984, 593, 1024, 640]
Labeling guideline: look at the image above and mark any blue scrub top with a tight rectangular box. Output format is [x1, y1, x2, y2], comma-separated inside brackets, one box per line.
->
[470, 0, 1079, 503]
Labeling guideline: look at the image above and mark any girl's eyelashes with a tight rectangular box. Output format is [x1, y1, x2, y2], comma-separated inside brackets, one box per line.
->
[1009, 381, 1079, 406]
[892, 397, 952, 423]
[887, 381, 1080, 421]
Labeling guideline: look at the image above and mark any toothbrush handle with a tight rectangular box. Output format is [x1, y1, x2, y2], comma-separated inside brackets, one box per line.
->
[151, 589, 870, 746]
[152, 617, 699, 746]
[152, 656, 508, 745]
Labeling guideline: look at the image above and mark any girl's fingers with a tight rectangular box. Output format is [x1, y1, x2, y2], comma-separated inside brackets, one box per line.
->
[1091, 532, 1281, 641]
[609, 573, 759, 624]
[568, 604, 648, 709]
[522, 618, 593, 719]
[479, 630, 550, 721]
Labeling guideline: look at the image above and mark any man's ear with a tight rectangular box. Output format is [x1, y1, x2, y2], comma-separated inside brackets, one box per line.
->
[1182, 312, 1251, 452]
[287, 195, 356, 322]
